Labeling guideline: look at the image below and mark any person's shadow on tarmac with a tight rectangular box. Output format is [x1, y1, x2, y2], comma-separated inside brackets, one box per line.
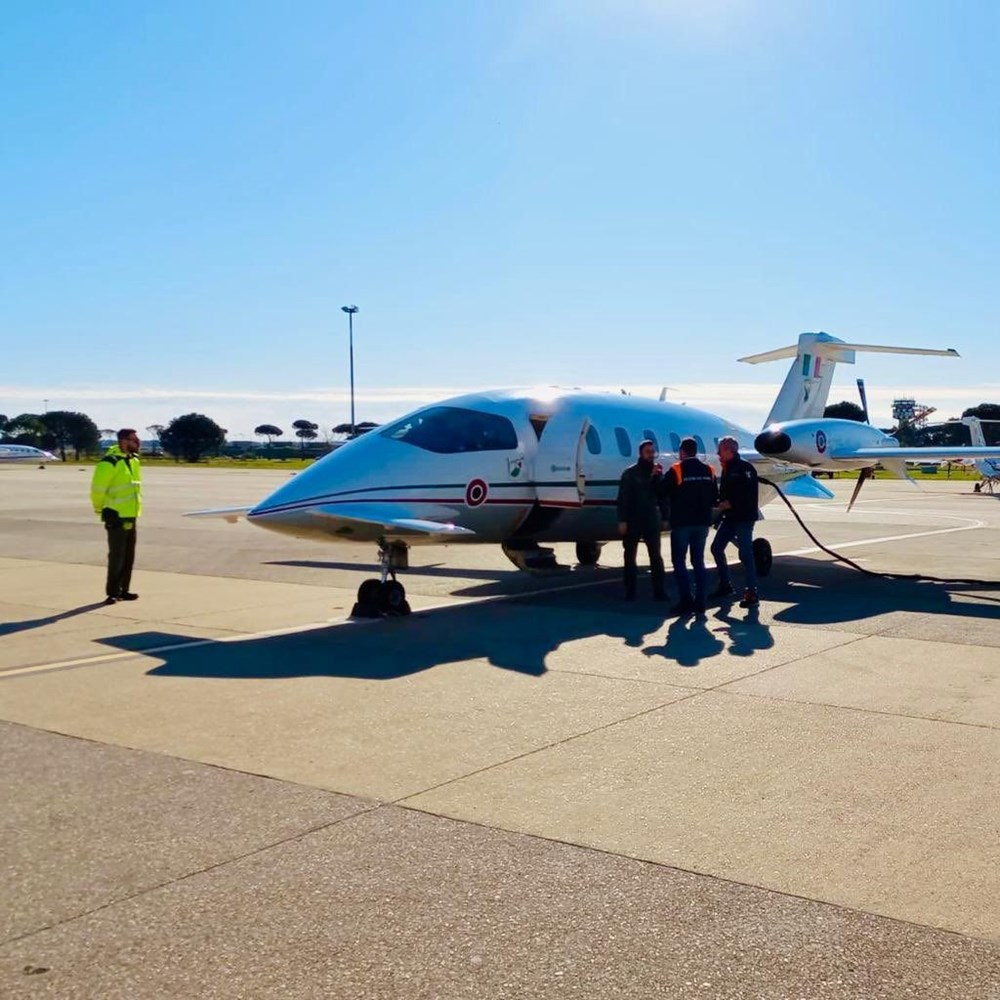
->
[713, 605, 774, 657]
[642, 613, 726, 668]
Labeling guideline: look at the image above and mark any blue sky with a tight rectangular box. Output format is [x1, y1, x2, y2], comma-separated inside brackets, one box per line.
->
[2, 0, 997, 437]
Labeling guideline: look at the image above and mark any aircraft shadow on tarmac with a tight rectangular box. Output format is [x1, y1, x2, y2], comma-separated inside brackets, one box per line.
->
[765, 556, 1000, 624]
[264, 559, 514, 582]
[263, 559, 613, 598]
[91, 556, 1000, 682]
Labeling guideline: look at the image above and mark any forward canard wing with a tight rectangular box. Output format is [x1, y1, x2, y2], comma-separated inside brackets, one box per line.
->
[186, 502, 476, 539]
[258, 501, 476, 540]
[183, 506, 253, 523]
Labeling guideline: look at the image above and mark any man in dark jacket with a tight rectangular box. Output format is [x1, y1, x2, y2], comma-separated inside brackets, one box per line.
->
[663, 437, 717, 615]
[711, 435, 760, 607]
[616, 439, 666, 601]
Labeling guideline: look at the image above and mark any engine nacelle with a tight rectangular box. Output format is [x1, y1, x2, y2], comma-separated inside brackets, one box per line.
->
[754, 418, 897, 470]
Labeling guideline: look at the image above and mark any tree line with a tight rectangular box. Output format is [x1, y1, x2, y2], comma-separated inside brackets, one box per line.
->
[5, 403, 997, 463]
[0, 411, 381, 463]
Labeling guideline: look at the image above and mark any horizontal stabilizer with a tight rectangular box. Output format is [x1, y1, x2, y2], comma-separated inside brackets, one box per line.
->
[740, 340, 959, 366]
[830, 343, 959, 358]
[775, 475, 835, 500]
[741, 331, 960, 427]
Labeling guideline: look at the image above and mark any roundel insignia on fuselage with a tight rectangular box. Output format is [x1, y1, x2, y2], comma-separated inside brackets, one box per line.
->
[465, 478, 488, 507]
[816, 429, 828, 454]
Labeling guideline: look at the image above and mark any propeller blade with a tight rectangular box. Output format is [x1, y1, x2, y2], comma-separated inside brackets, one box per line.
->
[846, 466, 873, 513]
[856, 378, 870, 424]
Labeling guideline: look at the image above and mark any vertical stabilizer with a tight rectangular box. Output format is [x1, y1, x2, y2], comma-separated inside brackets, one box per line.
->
[740, 333, 959, 428]
[740, 332, 854, 425]
[963, 416, 986, 447]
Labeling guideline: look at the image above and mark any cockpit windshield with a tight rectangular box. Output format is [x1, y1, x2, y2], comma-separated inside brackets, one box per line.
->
[380, 406, 519, 454]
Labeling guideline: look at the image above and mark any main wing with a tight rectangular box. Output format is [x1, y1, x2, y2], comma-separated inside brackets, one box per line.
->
[833, 446, 1000, 462]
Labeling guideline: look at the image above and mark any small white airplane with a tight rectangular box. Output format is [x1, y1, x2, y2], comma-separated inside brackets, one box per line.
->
[0, 443, 60, 465]
[189, 332, 1000, 614]
[965, 417, 1000, 493]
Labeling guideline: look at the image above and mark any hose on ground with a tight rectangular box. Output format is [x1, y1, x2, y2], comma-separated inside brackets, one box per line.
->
[757, 477, 998, 587]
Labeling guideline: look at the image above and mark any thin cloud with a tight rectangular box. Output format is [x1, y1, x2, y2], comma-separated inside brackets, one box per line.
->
[4, 381, 996, 440]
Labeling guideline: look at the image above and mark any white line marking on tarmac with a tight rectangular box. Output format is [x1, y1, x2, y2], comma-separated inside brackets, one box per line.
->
[0, 575, 619, 680]
[780, 518, 986, 557]
[0, 514, 990, 681]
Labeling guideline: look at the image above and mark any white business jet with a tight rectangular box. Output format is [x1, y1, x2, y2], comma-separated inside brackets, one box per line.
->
[189, 332, 1000, 614]
[0, 444, 60, 465]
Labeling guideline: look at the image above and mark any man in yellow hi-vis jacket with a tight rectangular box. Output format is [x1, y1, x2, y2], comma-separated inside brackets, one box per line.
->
[90, 428, 143, 604]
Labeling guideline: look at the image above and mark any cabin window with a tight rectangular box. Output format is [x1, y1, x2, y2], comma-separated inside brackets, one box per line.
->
[642, 429, 659, 452]
[614, 427, 631, 457]
[668, 433, 681, 454]
[381, 406, 519, 454]
[585, 425, 602, 455]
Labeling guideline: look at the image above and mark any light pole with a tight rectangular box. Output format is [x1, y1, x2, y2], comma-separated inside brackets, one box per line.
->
[341, 305, 359, 437]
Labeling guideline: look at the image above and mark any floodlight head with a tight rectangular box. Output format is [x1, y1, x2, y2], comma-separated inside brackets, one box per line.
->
[341, 305, 359, 314]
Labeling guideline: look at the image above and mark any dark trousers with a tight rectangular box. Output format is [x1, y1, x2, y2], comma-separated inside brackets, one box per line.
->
[105, 519, 137, 597]
[623, 527, 665, 599]
[670, 524, 709, 602]
[711, 519, 757, 590]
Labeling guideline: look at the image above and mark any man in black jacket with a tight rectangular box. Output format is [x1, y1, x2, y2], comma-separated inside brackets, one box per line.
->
[616, 439, 666, 601]
[711, 435, 761, 607]
[663, 437, 717, 615]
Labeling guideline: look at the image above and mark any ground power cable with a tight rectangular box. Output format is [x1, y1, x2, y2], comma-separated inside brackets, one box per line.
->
[757, 477, 999, 588]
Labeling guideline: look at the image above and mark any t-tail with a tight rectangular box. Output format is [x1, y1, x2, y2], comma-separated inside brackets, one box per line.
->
[963, 417, 1000, 480]
[740, 332, 959, 427]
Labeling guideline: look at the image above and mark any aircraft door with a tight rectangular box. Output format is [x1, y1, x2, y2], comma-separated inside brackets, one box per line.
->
[533, 414, 591, 507]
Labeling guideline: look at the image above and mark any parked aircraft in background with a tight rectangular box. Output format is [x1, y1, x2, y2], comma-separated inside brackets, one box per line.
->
[965, 417, 1000, 493]
[189, 332, 1000, 614]
[0, 444, 60, 465]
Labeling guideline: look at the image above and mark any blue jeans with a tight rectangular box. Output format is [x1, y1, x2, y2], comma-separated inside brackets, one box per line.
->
[711, 520, 757, 590]
[670, 525, 709, 603]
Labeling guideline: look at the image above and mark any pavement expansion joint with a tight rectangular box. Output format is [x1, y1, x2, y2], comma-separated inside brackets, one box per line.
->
[392, 689, 707, 807]
[712, 684, 1000, 732]
[394, 802, 1000, 948]
[1, 723, 387, 949]
[1, 802, 384, 948]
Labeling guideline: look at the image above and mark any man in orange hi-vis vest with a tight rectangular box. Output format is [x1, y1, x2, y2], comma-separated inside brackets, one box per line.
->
[663, 436, 717, 615]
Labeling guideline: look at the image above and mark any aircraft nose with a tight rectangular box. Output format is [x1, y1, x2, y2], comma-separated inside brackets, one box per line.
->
[755, 428, 792, 456]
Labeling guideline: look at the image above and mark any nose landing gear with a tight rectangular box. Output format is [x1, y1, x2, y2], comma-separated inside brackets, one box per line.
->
[351, 540, 412, 618]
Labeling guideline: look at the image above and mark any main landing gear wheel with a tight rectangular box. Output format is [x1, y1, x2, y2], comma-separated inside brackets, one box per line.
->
[352, 579, 383, 619]
[575, 541, 603, 567]
[381, 580, 410, 616]
[752, 537, 773, 578]
[351, 578, 411, 618]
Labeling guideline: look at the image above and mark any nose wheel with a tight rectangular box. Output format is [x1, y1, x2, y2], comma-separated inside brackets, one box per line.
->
[351, 541, 412, 618]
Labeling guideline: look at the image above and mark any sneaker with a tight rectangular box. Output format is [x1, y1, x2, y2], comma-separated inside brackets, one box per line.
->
[102, 596, 117, 606]
[118, 592, 139, 601]
[711, 583, 735, 599]
[738, 588, 759, 608]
